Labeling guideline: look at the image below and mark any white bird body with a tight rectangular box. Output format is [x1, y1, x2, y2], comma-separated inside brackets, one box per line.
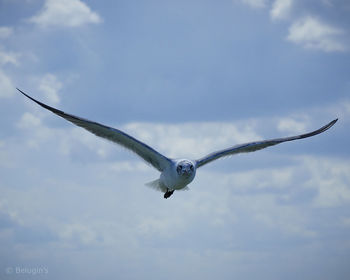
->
[145, 159, 196, 197]
[160, 159, 196, 190]
[18, 88, 337, 199]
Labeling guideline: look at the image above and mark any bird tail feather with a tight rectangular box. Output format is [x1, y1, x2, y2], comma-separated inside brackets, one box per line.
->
[145, 179, 190, 192]
[145, 179, 168, 193]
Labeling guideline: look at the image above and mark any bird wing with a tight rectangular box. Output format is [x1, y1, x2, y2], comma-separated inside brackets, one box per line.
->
[196, 119, 338, 168]
[18, 88, 172, 172]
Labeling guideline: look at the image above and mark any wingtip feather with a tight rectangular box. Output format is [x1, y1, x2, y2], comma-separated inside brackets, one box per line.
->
[329, 118, 338, 128]
[17, 88, 36, 102]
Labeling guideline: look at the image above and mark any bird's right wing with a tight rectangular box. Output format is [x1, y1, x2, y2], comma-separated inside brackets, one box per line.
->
[18, 88, 172, 172]
[196, 119, 337, 168]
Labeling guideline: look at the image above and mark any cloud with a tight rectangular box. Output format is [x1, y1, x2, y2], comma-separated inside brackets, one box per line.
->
[240, 0, 268, 9]
[277, 117, 309, 134]
[2, 97, 348, 279]
[327, 99, 350, 123]
[30, 0, 101, 28]
[240, 1, 348, 52]
[270, 0, 293, 20]
[303, 156, 350, 207]
[17, 112, 42, 129]
[38, 74, 62, 105]
[287, 16, 347, 52]
[0, 70, 16, 98]
[221, 155, 350, 208]
[14, 97, 342, 165]
[109, 161, 150, 173]
[123, 121, 261, 159]
[14, 107, 262, 163]
[16, 112, 55, 149]
[0, 1, 348, 277]
[0, 49, 20, 98]
[15, 110, 111, 158]
[58, 223, 99, 247]
[0, 26, 13, 39]
[0, 50, 20, 66]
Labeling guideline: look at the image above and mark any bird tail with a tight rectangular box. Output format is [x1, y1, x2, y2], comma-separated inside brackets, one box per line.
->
[145, 179, 190, 192]
[145, 179, 168, 193]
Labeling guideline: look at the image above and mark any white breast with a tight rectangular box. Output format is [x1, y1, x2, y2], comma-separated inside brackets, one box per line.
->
[159, 159, 196, 190]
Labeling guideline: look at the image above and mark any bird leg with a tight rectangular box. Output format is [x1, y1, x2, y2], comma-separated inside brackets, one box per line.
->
[164, 189, 174, 199]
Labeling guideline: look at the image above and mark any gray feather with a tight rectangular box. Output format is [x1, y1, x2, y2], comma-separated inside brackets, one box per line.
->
[196, 119, 338, 168]
[18, 88, 172, 172]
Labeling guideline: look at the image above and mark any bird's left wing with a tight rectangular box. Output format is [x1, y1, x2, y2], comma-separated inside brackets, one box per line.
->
[18, 89, 172, 172]
[196, 119, 337, 168]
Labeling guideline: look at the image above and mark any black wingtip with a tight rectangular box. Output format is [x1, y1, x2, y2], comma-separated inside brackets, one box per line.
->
[319, 118, 338, 133]
[17, 88, 25, 94]
[17, 87, 24, 94]
[330, 118, 338, 127]
[17, 87, 33, 101]
[313, 118, 338, 137]
[17, 87, 44, 105]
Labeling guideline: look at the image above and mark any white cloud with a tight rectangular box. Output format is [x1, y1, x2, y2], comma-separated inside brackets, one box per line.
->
[240, 0, 347, 52]
[253, 199, 317, 238]
[30, 0, 101, 28]
[16, 112, 53, 149]
[287, 16, 346, 52]
[14, 109, 263, 164]
[0, 70, 15, 98]
[0, 49, 20, 98]
[123, 121, 261, 159]
[0, 50, 20, 66]
[58, 223, 99, 246]
[38, 74, 62, 105]
[109, 161, 149, 173]
[15, 110, 111, 156]
[0, 26, 13, 39]
[303, 156, 350, 207]
[241, 0, 348, 52]
[270, 0, 293, 20]
[241, 0, 268, 9]
[17, 112, 42, 129]
[277, 117, 308, 134]
[137, 215, 187, 238]
[2, 99, 348, 279]
[233, 155, 350, 208]
[327, 99, 350, 123]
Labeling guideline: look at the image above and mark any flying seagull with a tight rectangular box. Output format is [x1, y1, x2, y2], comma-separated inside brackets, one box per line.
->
[18, 88, 338, 199]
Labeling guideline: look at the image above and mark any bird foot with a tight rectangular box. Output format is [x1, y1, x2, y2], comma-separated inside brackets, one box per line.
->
[164, 189, 174, 199]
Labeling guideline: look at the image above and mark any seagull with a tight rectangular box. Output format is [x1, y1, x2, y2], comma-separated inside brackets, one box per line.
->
[18, 88, 338, 199]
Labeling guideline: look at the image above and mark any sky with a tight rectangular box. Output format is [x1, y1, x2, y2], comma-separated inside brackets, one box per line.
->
[0, 0, 350, 279]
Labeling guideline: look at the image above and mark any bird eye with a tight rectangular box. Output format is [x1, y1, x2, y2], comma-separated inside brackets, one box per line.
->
[190, 165, 194, 171]
[177, 165, 182, 173]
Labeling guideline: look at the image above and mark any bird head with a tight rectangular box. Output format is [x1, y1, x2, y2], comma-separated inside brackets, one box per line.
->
[176, 160, 196, 177]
